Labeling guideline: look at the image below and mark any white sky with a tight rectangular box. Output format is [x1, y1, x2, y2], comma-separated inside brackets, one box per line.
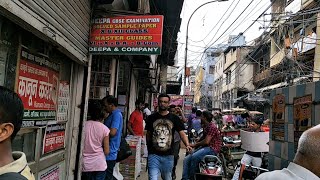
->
[177, 0, 272, 68]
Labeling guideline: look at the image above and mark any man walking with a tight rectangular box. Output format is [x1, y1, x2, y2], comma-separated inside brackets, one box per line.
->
[169, 105, 187, 179]
[102, 96, 123, 180]
[146, 94, 192, 180]
[0, 86, 34, 179]
[128, 99, 144, 136]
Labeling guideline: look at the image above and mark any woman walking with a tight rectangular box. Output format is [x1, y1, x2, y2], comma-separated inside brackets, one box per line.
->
[82, 100, 110, 180]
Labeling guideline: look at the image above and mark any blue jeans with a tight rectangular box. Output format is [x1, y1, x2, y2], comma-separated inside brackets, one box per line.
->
[148, 154, 174, 180]
[82, 171, 106, 180]
[182, 147, 216, 180]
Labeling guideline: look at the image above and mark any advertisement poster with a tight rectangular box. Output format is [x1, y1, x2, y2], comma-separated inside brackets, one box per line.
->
[170, 95, 183, 106]
[240, 130, 269, 152]
[272, 94, 285, 141]
[43, 124, 65, 154]
[89, 15, 164, 55]
[293, 95, 312, 151]
[16, 48, 60, 122]
[38, 161, 65, 180]
[184, 95, 194, 117]
[56, 82, 70, 122]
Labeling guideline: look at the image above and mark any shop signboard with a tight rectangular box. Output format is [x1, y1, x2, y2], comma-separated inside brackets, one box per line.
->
[56, 82, 70, 122]
[38, 161, 65, 180]
[89, 15, 164, 55]
[271, 94, 285, 141]
[43, 124, 65, 154]
[293, 94, 312, 151]
[16, 48, 60, 122]
[184, 95, 194, 117]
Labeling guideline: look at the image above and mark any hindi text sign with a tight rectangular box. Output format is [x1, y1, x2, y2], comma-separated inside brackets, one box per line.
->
[16, 48, 60, 121]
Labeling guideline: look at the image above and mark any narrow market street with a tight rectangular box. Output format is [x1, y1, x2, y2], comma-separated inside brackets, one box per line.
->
[1, 0, 320, 180]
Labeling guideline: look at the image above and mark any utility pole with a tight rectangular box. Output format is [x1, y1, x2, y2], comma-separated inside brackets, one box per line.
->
[184, 0, 228, 93]
[313, 13, 320, 81]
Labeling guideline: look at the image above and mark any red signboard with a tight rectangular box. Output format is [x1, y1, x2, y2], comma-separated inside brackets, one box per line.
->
[43, 124, 65, 154]
[16, 48, 60, 120]
[89, 15, 164, 55]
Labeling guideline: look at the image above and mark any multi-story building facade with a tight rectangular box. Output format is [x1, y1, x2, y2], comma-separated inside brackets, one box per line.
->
[213, 51, 226, 109]
[221, 34, 255, 110]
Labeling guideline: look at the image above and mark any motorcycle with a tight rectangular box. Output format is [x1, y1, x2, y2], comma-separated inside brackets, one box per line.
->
[195, 155, 225, 180]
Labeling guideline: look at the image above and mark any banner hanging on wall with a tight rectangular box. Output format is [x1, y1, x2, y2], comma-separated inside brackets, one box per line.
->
[43, 124, 65, 154]
[16, 48, 60, 122]
[89, 15, 164, 55]
[56, 81, 70, 122]
[271, 94, 286, 141]
[293, 94, 312, 151]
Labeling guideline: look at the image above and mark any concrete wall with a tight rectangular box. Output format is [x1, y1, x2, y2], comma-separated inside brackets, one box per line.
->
[268, 81, 320, 170]
[238, 63, 254, 91]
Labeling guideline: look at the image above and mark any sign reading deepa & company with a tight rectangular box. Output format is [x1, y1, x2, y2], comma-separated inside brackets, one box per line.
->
[89, 15, 163, 55]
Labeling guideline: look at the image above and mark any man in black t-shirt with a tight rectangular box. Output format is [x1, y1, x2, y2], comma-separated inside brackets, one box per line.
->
[146, 94, 192, 180]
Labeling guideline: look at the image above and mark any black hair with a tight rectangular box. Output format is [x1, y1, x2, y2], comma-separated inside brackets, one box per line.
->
[192, 107, 197, 113]
[135, 99, 143, 106]
[196, 110, 202, 117]
[169, 104, 176, 109]
[158, 93, 170, 101]
[102, 95, 118, 107]
[145, 103, 149, 108]
[252, 115, 264, 125]
[88, 100, 104, 120]
[202, 111, 213, 122]
[0, 86, 24, 140]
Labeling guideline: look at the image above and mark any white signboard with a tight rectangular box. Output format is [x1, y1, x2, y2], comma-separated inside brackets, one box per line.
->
[56, 82, 70, 122]
[240, 130, 269, 152]
[38, 161, 65, 180]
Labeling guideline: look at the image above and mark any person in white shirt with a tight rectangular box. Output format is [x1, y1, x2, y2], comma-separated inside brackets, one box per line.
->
[256, 124, 320, 180]
[143, 103, 152, 118]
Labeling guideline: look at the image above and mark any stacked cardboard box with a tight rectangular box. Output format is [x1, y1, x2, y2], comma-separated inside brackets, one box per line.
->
[119, 136, 141, 180]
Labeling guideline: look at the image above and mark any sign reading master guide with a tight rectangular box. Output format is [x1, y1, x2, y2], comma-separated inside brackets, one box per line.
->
[89, 15, 164, 55]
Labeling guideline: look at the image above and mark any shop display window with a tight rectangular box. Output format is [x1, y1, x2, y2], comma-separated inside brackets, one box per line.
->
[90, 56, 112, 99]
